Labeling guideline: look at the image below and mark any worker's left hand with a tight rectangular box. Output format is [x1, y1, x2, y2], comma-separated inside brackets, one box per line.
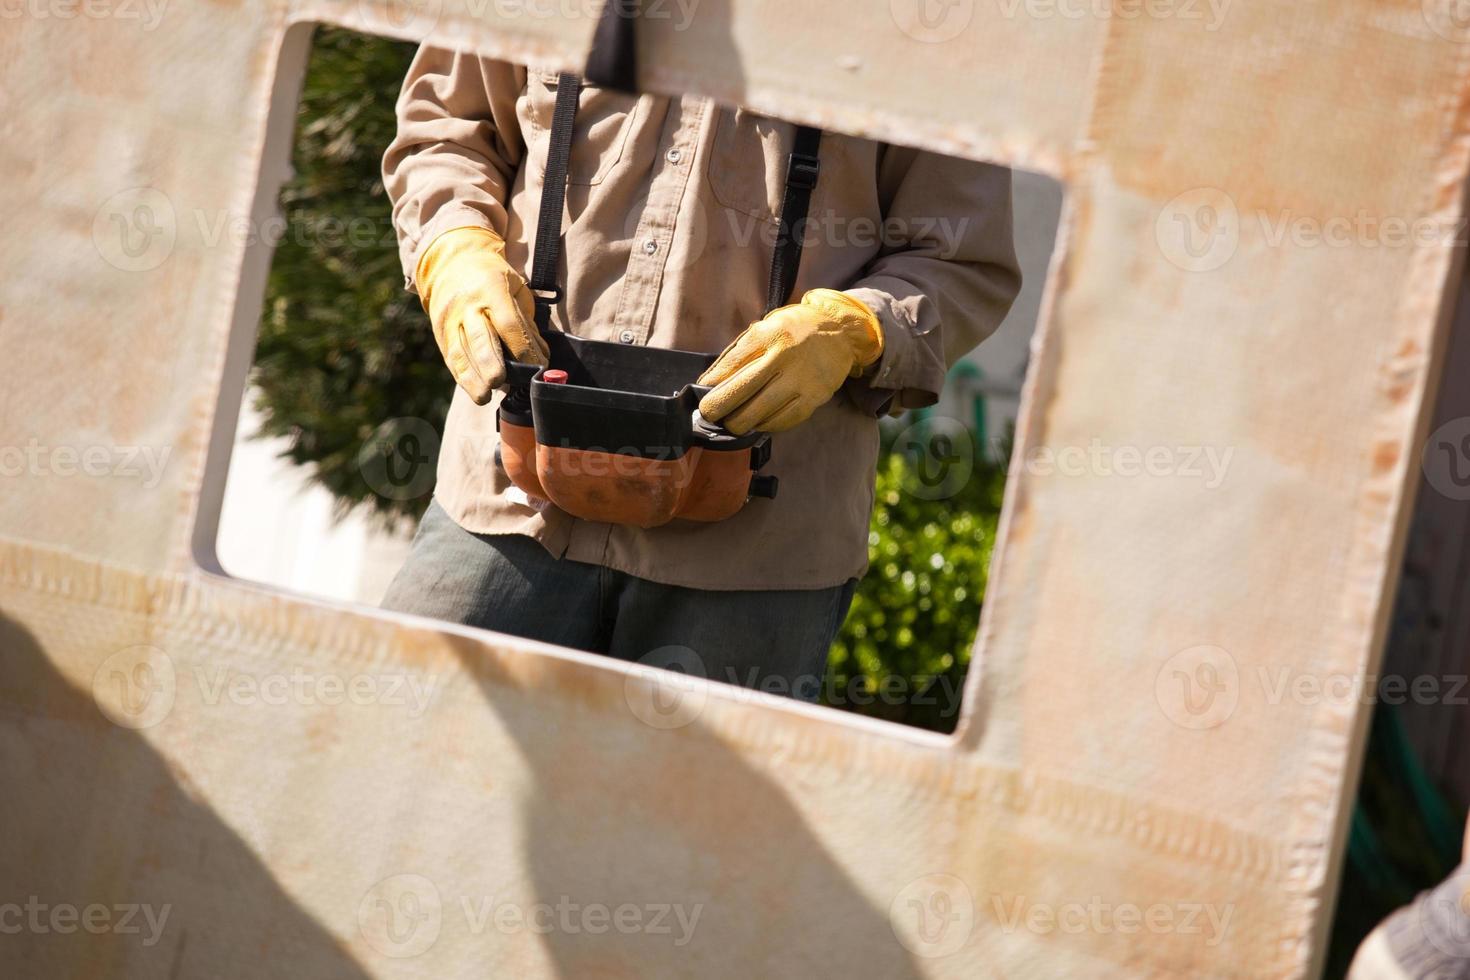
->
[697, 289, 884, 435]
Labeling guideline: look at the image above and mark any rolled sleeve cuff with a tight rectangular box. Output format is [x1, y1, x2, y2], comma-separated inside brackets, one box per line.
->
[841, 285, 944, 417]
[399, 204, 501, 294]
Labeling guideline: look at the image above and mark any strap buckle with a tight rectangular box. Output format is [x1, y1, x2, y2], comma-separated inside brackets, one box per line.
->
[532, 286, 561, 335]
[786, 151, 820, 190]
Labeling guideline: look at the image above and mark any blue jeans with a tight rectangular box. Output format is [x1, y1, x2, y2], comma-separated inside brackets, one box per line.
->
[381, 501, 856, 702]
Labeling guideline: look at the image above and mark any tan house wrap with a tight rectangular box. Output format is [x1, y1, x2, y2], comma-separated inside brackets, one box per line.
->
[0, 1, 1466, 976]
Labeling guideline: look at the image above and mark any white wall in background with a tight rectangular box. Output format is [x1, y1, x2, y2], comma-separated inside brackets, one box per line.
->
[215, 397, 412, 605]
[945, 169, 1064, 456]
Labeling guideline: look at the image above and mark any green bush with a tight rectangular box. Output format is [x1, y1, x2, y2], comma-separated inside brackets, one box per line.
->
[252, 28, 439, 527]
[824, 441, 1006, 732]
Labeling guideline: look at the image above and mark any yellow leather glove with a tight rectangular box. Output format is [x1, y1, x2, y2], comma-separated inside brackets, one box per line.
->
[415, 226, 548, 404]
[697, 289, 884, 435]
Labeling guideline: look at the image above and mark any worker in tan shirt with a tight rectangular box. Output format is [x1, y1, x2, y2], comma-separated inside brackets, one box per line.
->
[380, 47, 1021, 700]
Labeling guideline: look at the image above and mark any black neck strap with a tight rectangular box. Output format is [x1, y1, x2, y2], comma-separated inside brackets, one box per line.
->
[529, 72, 583, 333]
[530, 73, 821, 334]
[766, 125, 822, 315]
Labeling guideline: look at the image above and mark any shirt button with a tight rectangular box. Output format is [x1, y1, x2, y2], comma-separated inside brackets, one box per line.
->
[619, 330, 636, 344]
[642, 238, 659, 255]
[666, 147, 682, 164]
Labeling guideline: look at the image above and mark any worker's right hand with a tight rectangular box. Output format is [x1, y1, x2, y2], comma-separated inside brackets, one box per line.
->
[415, 226, 549, 404]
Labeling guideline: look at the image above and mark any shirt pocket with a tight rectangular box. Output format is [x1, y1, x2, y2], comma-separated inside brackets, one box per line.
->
[706, 107, 805, 224]
[523, 70, 641, 186]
